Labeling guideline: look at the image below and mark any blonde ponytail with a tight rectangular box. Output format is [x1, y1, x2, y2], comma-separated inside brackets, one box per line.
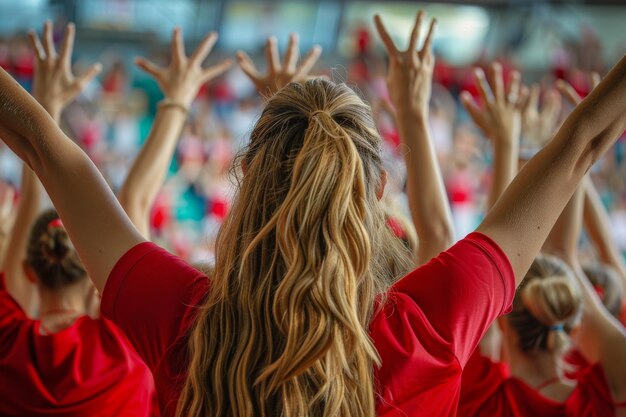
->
[177, 79, 413, 417]
[508, 255, 582, 354]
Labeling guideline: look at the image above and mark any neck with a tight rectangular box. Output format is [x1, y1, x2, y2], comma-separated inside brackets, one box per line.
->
[38, 281, 88, 317]
[505, 338, 560, 387]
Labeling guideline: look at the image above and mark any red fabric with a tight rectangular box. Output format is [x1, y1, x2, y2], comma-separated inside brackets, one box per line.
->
[459, 351, 621, 417]
[564, 349, 592, 380]
[0, 274, 157, 417]
[101, 232, 514, 417]
[620, 302, 626, 327]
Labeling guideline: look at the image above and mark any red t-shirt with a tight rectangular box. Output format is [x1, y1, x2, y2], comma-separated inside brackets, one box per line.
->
[459, 350, 624, 417]
[101, 232, 514, 417]
[0, 274, 157, 417]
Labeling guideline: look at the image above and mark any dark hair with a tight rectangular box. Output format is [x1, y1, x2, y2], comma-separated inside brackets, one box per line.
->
[26, 209, 86, 289]
[582, 263, 624, 318]
[508, 255, 581, 353]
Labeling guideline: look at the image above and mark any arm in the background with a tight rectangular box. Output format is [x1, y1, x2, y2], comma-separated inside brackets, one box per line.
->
[521, 84, 562, 147]
[0, 184, 15, 270]
[476, 55, 626, 286]
[2, 23, 101, 314]
[555, 75, 626, 288]
[118, 28, 231, 238]
[559, 186, 626, 403]
[0, 22, 142, 293]
[461, 65, 526, 210]
[2, 165, 40, 315]
[583, 177, 626, 286]
[374, 12, 454, 264]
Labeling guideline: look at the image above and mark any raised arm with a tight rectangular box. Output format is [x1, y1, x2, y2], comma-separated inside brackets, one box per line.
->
[2, 23, 101, 314]
[556, 75, 626, 288]
[558, 185, 626, 404]
[118, 28, 231, 238]
[0, 183, 15, 268]
[583, 177, 626, 286]
[0, 23, 144, 293]
[476, 55, 626, 285]
[2, 165, 40, 315]
[374, 12, 454, 264]
[461, 65, 526, 209]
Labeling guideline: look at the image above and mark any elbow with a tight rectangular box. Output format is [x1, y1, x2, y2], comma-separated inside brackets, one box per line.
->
[565, 115, 624, 179]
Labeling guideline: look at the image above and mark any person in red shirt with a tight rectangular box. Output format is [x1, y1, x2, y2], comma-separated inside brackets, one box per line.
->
[0, 210, 157, 416]
[0, 23, 162, 416]
[2, 11, 626, 417]
[459, 187, 626, 417]
[462, 69, 626, 416]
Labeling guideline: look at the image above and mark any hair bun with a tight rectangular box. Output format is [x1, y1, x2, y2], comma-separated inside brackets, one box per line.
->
[42, 227, 72, 263]
[521, 276, 581, 327]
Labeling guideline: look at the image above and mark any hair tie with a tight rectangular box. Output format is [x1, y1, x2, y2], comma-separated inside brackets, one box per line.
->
[549, 324, 564, 332]
[48, 218, 64, 229]
[310, 110, 330, 119]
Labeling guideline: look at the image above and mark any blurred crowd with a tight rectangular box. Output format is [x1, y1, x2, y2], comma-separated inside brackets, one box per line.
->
[1, 21, 624, 263]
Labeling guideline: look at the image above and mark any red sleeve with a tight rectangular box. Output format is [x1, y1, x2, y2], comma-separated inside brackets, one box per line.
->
[391, 232, 514, 365]
[100, 242, 209, 371]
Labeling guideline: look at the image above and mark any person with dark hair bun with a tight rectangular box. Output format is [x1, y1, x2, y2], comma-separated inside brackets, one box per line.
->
[0, 23, 158, 416]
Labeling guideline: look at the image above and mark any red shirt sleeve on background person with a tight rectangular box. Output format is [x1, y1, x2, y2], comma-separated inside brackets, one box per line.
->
[371, 232, 515, 417]
[0, 273, 158, 417]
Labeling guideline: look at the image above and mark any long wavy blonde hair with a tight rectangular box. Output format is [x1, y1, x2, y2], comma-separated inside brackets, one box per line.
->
[176, 79, 413, 417]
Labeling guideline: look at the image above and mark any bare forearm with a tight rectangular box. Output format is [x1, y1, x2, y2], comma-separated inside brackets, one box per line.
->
[583, 176, 626, 283]
[396, 110, 454, 263]
[2, 164, 41, 314]
[488, 140, 518, 210]
[118, 106, 186, 237]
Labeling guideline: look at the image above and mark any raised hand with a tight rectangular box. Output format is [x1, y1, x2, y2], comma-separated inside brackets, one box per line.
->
[28, 22, 102, 119]
[236, 34, 322, 97]
[374, 11, 454, 265]
[556, 73, 601, 106]
[521, 85, 562, 146]
[461, 64, 527, 144]
[135, 28, 232, 108]
[374, 11, 436, 117]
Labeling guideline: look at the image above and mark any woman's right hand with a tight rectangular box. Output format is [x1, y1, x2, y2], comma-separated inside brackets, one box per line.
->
[236, 34, 322, 98]
[135, 28, 232, 108]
